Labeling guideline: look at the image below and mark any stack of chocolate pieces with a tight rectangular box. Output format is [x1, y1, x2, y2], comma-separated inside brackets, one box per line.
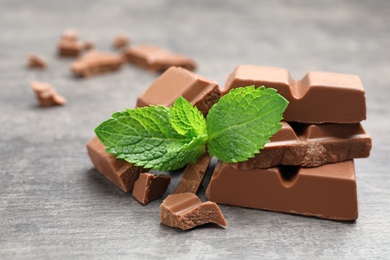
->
[206, 65, 372, 221]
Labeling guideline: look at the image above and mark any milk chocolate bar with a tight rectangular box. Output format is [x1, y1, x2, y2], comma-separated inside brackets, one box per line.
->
[71, 51, 125, 77]
[124, 45, 197, 72]
[232, 121, 371, 169]
[136, 66, 221, 115]
[28, 54, 46, 69]
[173, 153, 211, 194]
[31, 81, 66, 107]
[86, 136, 144, 192]
[132, 173, 171, 205]
[223, 65, 366, 124]
[160, 193, 227, 230]
[206, 160, 358, 221]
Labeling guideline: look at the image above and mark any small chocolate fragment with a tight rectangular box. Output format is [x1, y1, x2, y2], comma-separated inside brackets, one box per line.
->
[173, 153, 211, 194]
[206, 160, 358, 221]
[232, 121, 372, 169]
[28, 54, 46, 69]
[124, 44, 197, 72]
[61, 29, 78, 42]
[113, 34, 130, 49]
[71, 51, 125, 77]
[136, 66, 221, 115]
[86, 136, 144, 192]
[31, 81, 66, 107]
[132, 173, 171, 205]
[58, 39, 86, 57]
[223, 65, 366, 124]
[160, 193, 227, 230]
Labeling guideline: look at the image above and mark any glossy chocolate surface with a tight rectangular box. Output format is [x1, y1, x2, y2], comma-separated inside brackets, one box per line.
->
[160, 193, 227, 230]
[136, 66, 221, 115]
[132, 173, 171, 205]
[206, 160, 358, 221]
[223, 65, 366, 123]
[86, 136, 144, 192]
[233, 121, 372, 169]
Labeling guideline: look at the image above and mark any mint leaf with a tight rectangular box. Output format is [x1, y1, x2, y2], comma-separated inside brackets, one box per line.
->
[169, 96, 207, 139]
[206, 86, 288, 163]
[95, 105, 207, 171]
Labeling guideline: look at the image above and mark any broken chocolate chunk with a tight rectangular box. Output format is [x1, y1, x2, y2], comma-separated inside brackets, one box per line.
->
[71, 50, 125, 77]
[31, 81, 66, 107]
[86, 136, 144, 192]
[28, 54, 46, 69]
[113, 34, 130, 49]
[57, 39, 86, 57]
[232, 121, 372, 169]
[173, 153, 211, 194]
[124, 44, 197, 72]
[206, 160, 358, 221]
[223, 65, 366, 124]
[160, 193, 227, 230]
[132, 173, 171, 205]
[136, 66, 221, 115]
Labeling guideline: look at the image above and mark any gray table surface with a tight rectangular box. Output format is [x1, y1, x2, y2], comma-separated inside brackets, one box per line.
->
[1, 0, 389, 259]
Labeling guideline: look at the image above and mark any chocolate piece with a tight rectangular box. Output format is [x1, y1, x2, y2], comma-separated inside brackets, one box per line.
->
[136, 66, 221, 115]
[160, 193, 227, 230]
[223, 65, 366, 124]
[31, 81, 66, 107]
[71, 51, 125, 77]
[173, 153, 211, 194]
[113, 35, 130, 49]
[58, 39, 86, 57]
[124, 44, 197, 72]
[61, 29, 78, 42]
[232, 121, 372, 169]
[86, 136, 144, 192]
[28, 54, 46, 69]
[132, 173, 171, 205]
[84, 41, 94, 50]
[206, 160, 358, 221]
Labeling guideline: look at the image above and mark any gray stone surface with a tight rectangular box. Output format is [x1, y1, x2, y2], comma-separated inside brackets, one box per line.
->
[1, 0, 389, 258]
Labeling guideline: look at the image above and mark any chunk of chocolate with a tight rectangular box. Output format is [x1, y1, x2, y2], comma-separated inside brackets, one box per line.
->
[31, 81, 66, 107]
[113, 34, 130, 49]
[71, 51, 125, 77]
[232, 121, 371, 169]
[136, 66, 221, 115]
[132, 173, 171, 205]
[57, 39, 86, 57]
[173, 153, 211, 194]
[223, 65, 366, 124]
[124, 44, 197, 72]
[160, 193, 227, 230]
[28, 54, 46, 69]
[61, 28, 78, 42]
[86, 136, 144, 192]
[206, 160, 358, 221]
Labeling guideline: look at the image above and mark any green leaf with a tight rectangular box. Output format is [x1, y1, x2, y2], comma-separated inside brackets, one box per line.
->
[206, 86, 289, 163]
[94, 105, 207, 171]
[169, 96, 207, 138]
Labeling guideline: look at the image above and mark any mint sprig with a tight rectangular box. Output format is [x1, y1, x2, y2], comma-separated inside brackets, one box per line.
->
[95, 86, 288, 170]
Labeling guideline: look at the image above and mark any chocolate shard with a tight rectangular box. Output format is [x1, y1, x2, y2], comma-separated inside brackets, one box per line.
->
[206, 160, 358, 221]
[132, 173, 171, 205]
[28, 54, 46, 69]
[113, 34, 130, 49]
[31, 81, 66, 107]
[136, 66, 221, 115]
[71, 50, 125, 77]
[232, 121, 372, 169]
[57, 39, 86, 57]
[223, 65, 366, 124]
[86, 136, 144, 192]
[124, 44, 197, 72]
[160, 193, 227, 230]
[173, 153, 211, 194]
